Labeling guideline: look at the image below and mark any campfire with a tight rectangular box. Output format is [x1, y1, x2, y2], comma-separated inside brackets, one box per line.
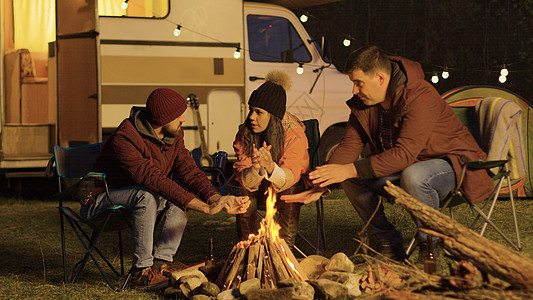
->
[215, 187, 308, 290]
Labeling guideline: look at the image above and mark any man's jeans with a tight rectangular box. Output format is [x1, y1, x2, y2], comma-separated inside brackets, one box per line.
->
[80, 186, 188, 268]
[342, 159, 455, 247]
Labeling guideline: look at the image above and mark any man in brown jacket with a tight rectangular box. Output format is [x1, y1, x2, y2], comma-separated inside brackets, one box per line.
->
[82, 88, 250, 287]
[282, 46, 493, 262]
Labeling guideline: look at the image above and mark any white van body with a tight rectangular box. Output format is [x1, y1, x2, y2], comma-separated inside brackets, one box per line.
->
[0, 0, 351, 175]
[98, 0, 352, 162]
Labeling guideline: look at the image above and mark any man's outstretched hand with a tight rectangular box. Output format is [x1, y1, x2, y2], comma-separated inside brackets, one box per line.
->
[280, 186, 329, 204]
[222, 195, 250, 214]
[187, 195, 250, 215]
[308, 163, 357, 187]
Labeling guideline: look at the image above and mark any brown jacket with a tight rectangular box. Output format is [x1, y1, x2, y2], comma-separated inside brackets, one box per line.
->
[92, 108, 219, 210]
[329, 56, 493, 204]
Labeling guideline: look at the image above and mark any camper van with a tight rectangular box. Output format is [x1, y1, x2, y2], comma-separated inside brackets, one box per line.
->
[0, 0, 352, 176]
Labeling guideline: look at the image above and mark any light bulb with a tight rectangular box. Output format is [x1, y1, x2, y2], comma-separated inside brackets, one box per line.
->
[431, 74, 439, 84]
[233, 48, 241, 59]
[296, 64, 304, 75]
[499, 75, 507, 83]
[121, 1, 128, 10]
[343, 39, 351, 47]
[173, 25, 181, 37]
[300, 14, 308, 23]
[441, 70, 449, 79]
[500, 67, 508, 77]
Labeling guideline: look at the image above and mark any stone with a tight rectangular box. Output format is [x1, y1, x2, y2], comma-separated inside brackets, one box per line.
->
[319, 271, 362, 297]
[191, 295, 212, 300]
[343, 273, 362, 297]
[216, 289, 238, 300]
[325, 252, 355, 273]
[246, 287, 294, 300]
[239, 278, 261, 296]
[319, 270, 351, 282]
[163, 286, 182, 296]
[316, 278, 348, 299]
[299, 255, 330, 279]
[197, 281, 221, 297]
[178, 275, 206, 297]
[307, 280, 329, 300]
[276, 277, 299, 287]
[292, 280, 315, 300]
[170, 269, 209, 284]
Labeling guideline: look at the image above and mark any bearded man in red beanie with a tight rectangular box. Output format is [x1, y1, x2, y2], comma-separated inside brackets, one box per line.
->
[82, 88, 250, 288]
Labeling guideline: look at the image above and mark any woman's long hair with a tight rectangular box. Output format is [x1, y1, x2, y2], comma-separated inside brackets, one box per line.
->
[241, 114, 285, 163]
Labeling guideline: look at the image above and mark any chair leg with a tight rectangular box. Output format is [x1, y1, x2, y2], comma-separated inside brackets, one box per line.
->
[318, 197, 327, 252]
[506, 175, 521, 250]
[471, 205, 520, 251]
[59, 211, 68, 283]
[119, 266, 135, 292]
[65, 214, 119, 290]
[479, 176, 505, 236]
[119, 230, 124, 276]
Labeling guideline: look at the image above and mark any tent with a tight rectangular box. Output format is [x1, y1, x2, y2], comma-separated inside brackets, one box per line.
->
[442, 85, 533, 197]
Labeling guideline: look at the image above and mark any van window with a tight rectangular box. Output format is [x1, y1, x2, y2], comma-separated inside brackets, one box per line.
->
[99, 0, 169, 18]
[247, 14, 311, 63]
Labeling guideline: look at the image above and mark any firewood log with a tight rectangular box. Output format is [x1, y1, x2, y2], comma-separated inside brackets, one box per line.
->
[383, 181, 533, 289]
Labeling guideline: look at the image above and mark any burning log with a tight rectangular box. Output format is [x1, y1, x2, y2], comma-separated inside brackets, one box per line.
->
[383, 181, 533, 289]
[216, 187, 308, 290]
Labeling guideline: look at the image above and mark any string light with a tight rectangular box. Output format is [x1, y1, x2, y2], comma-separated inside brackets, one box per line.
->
[173, 25, 182, 37]
[500, 65, 509, 77]
[441, 68, 449, 79]
[343, 38, 351, 47]
[112, 0, 524, 88]
[233, 47, 241, 59]
[431, 73, 439, 84]
[296, 63, 304, 75]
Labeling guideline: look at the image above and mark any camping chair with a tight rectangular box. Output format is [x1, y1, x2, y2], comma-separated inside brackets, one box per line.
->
[294, 118, 327, 256]
[48, 143, 132, 290]
[406, 100, 523, 255]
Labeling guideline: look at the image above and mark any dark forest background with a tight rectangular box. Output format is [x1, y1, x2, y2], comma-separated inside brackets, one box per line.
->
[292, 0, 533, 101]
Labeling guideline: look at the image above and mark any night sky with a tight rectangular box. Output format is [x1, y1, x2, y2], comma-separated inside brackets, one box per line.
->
[295, 0, 533, 102]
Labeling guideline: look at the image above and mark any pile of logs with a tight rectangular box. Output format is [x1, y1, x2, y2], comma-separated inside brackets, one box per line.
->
[215, 221, 308, 291]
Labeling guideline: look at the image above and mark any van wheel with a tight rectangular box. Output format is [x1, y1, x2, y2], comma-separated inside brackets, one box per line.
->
[318, 125, 345, 164]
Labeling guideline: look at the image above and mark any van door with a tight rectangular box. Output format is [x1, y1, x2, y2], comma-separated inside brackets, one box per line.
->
[56, 0, 100, 147]
[244, 4, 326, 122]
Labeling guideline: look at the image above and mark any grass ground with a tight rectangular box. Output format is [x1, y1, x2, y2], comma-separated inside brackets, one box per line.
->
[0, 187, 532, 299]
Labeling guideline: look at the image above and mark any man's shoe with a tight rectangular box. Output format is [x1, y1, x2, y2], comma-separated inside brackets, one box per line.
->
[131, 266, 168, 288]
[159, 263, 175, 276]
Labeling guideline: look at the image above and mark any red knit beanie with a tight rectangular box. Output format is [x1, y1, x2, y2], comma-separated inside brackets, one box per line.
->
[146, 88, 187, 126]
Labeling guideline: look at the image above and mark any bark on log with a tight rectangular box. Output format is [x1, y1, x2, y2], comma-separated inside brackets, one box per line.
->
[384, 181, 533, 289]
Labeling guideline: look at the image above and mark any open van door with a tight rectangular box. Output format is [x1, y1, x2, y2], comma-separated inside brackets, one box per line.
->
[56, 0, 100, 147]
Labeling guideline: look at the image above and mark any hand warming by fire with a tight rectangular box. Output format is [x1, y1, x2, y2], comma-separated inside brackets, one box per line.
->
[216, 187, 308, 290]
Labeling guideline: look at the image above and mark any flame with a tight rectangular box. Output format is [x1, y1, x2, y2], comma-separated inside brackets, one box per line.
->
[253, 187, 302, 279]
[257, 186, 281, 240]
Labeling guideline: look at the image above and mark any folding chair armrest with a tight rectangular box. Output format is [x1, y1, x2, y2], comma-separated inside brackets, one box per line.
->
[83, 172, 119, 207]
[85, 172, 106, 180]
[465, 159, 508, 170]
